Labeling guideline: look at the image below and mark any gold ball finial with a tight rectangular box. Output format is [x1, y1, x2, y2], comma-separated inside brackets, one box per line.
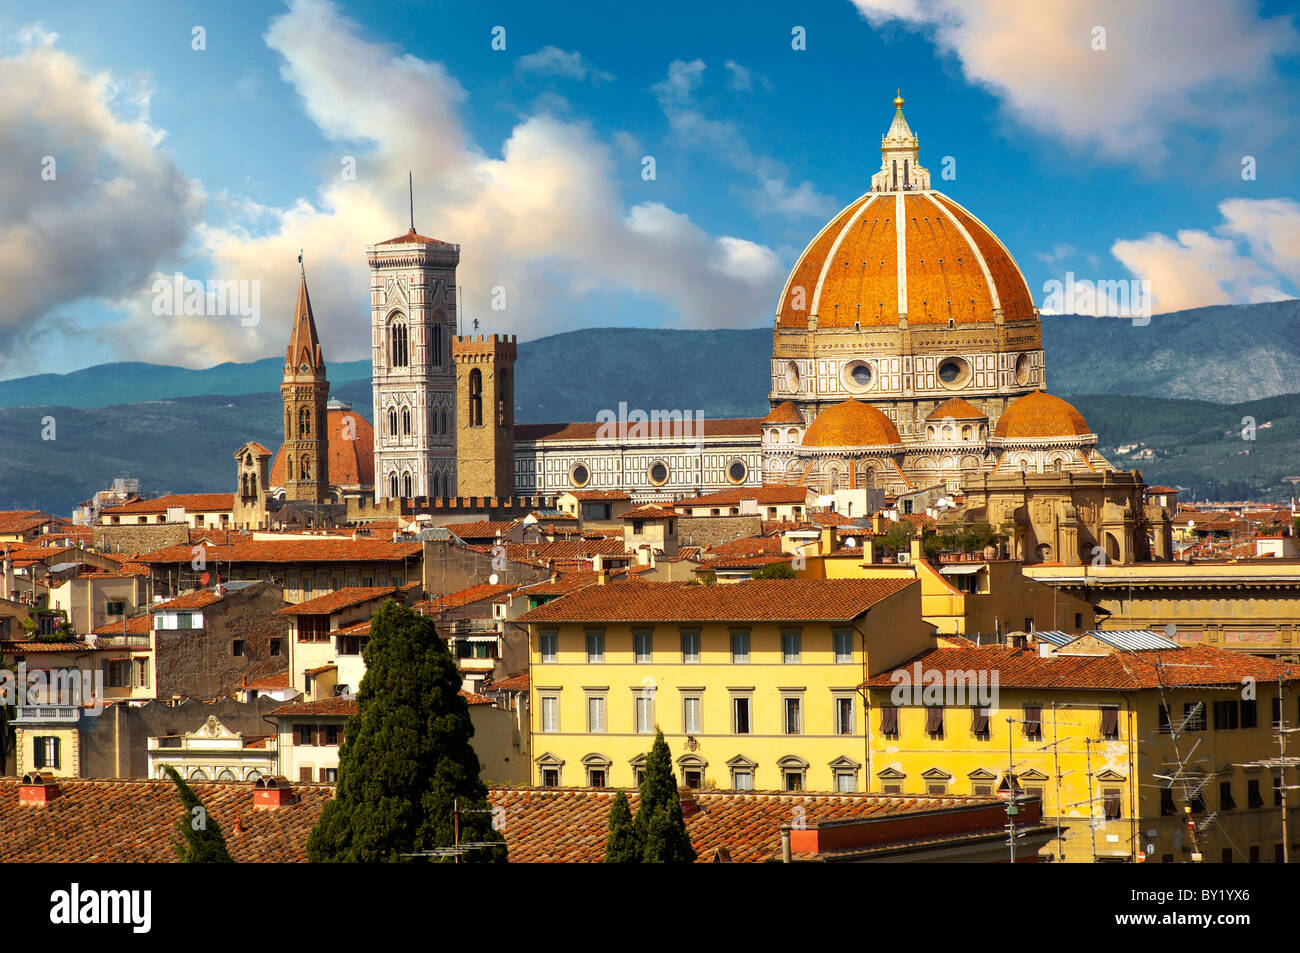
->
[894, 90, 904, 109]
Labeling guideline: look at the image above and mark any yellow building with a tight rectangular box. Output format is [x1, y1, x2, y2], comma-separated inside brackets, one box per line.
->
[799, 532, 1097, 639]
[864, 633, 1300, 862]
[1026, 561, 1300, 659]
[518, 577, 936, 792]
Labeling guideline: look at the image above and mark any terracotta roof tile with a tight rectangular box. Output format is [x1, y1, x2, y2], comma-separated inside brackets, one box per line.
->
[139, 538, 422, 565]
[677, 486, 812, 508]
[519, 577, 912, 624]
[276, 586, 400, 616]
[101, 493, 234, 516]
[269, 697, 357, 718]
[418, 582, 518, 613]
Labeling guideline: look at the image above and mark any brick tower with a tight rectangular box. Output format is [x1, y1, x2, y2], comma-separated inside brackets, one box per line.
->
[452, 334, 516, 499]
[280, 268, 330, 502]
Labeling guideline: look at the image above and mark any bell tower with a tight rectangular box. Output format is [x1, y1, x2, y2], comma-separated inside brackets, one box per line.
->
[280, 263, 330, 503]
[453, 334, 516, 499]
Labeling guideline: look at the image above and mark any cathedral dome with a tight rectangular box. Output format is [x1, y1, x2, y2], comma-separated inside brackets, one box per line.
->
[802, 399, 901, 448]
[775, 190, 1036, 330]
[774, 96, 1035, 332]
[926, 397, 986, 421]
[271, 405, 375, 489]
[993, 391, 1091, 440]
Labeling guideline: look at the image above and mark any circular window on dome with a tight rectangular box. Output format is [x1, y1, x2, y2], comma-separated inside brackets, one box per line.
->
[727, 459, 748, 484]
[648, 461, 670, 486]
[784, 361, 801, 393]
[937, 357, 971, 389]
[570, 463, 590, 488]
[841, 360, 874, 392]
[1015, 352, 1032, 386]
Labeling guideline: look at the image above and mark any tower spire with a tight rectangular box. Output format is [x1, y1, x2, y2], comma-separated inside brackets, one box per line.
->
[409, 170, 414, 233]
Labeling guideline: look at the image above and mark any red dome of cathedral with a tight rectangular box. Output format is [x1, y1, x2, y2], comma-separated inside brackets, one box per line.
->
[993, 391, 1091, 440]
[271, 404, 375, 488]
[774, 96, 1035, 332]
[802, 399, 901, 448]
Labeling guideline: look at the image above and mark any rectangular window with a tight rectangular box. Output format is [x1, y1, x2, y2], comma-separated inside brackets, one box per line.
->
[683, 696, 702, 734]
[1273, 697, 1284, 728]
[1248, 779, 1264, 808]
[299, 767, 312, 782]
[880, 705, 899, 740]
[832, 629, 853, 663]
[835, 771, 858, 793]
[1184, 701, 1206, 732]
[635, 695, 655, 734]
[971, 706, 990, 741]
[784, 771, 804, 792]
[1100, 705, 1120, 740]
[541, 768, 559, 787]
[540, 695, 559, 733]
[633, 629, 653, 663]
[781, 628, 801, 664]
[588, 768, 607, 788]
[784, 697, 802, 735]
[1158, 705, 1172, 734]
[732, 769, 754, 790]
[1161, 788, 1176, 816]
[33, 736, 60, 770]
[539, 630, 558, 663]
[730, 629, 750, 664]
[270, 638, 282, 657]
[105, 600, 126, 616]
[1023, 705, 1042, 742]
[1103, 788, 1122, 820]
[587, 696, 606, 734]
[231, 639, 244, 657]
[835, 696, 854, 736]
[323, 724, 341, 746]
[733, 697, 751, 735]
[1275, 775, 1284, 807]
[1241, 700, 1259, 729]
[680, 629, 701, 664]
[1220, 780, 1236, 810]
[585, 629, 605, 663]
[295, 724, 316, 746]
[925, 706, 944, 739]
[320, 767, 338, 783]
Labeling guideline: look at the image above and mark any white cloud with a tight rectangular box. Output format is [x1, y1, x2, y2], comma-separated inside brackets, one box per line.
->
[652, 59, 836, 220]
[0, 37, 201, 377]
[517, 46, 614, 84]
[103, 0, 784, 367]
[849, 0, 1299, 162]
[1110, 198, 1300, 312]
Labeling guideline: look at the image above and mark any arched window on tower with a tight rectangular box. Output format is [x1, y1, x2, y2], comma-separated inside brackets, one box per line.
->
[299, 407, 310, 438]
[389, 472, 399, 498]
[240, 473, 249, 500]
[403, 473, 413, 498]
[300, 455, 311, 480]
[287, 457, 294, 481]
[469, 368, 483, 427]
[441, 409, 448, 435]
[402, 407, 411, 436]
[389, 317, 409, 368]
[432, 323, 443, 367]
[903, 158, 909, 188]
[388, 407, 398, 437]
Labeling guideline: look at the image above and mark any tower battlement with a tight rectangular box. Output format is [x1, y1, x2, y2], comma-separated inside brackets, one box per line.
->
[452, 334, 518, 361]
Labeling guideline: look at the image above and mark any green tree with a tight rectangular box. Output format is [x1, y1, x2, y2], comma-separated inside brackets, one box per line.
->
[632, 730, 697, 863]
[603, 789, 639, 863]
[750, 561, 795, 579]
[306, 601, 505, 863]
[164, 765, 234, 863]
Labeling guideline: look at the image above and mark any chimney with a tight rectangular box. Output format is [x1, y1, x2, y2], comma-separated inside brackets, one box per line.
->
[252, 775, 296, 809]
[820, 525, 835, 555]
[19, 772, 60, 805]
[909, 535, 923, 562]
[596, 569, 608, 586]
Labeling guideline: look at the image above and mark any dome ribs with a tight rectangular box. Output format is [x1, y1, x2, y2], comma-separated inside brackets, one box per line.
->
[931, 194, 1036, 323]
[903, 194, 993, 325]
[777, 195, 869, 329]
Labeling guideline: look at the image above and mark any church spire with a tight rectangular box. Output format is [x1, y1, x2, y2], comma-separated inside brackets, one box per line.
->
[871, 91, 930, 192]
[285, 261, 325, 375]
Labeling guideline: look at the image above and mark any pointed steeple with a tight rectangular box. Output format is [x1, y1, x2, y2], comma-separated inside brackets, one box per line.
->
[285, 264, 325, 376]
[871, 91, 930, 192]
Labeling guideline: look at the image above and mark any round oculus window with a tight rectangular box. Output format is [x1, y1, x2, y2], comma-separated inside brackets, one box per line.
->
[784, 361, 801, 392]
[937, 357, 970, 388]
[649, 461, 669, 485]
[570, 464, 590, 487]
[727, 460, 747, 484]
[1015, 352, 1032, 386]
[852, 364, 872, 386]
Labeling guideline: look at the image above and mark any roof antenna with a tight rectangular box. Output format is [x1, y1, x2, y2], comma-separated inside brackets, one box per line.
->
[409, 170, 415, 233]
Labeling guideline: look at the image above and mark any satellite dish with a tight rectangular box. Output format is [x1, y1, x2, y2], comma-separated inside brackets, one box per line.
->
[845, 537, 857, 548]
[489, 573, 499, 585]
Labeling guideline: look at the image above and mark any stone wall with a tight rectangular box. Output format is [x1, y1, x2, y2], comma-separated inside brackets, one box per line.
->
[677, 515, 763, 549]
[91, 523, 190, 555]
[153, 582, 289, 700]
[422, 539, 548, 599]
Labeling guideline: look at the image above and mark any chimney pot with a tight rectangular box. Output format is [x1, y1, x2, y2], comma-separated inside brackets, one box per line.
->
[19, 771, 60, 805]
[252, 775, 296, 809]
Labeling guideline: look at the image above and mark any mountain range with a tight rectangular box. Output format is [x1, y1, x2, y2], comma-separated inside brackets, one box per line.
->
[0, 301, 1296, 513]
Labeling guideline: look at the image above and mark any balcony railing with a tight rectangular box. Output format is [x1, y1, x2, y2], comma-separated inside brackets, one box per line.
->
[13, 706, 81, 724]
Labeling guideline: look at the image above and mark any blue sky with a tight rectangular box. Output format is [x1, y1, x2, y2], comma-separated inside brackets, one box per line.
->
[1, 0, 1298, 379]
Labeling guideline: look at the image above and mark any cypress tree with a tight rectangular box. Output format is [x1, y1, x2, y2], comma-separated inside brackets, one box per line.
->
[603, 789, 639, 863]
[164, 765, 234, 863]
[306, 601, 506, 862]
[632, 730, 697, 863]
